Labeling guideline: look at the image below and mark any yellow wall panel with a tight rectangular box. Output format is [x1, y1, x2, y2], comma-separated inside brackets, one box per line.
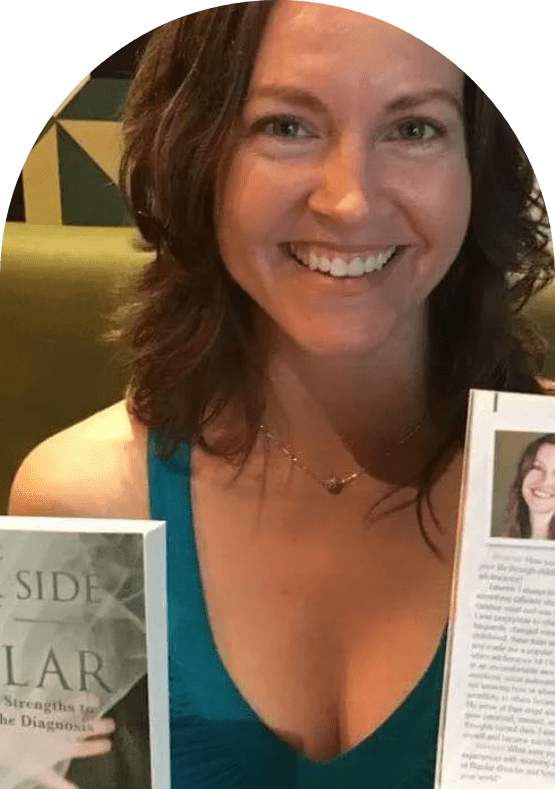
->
[22, 125, 62, 225]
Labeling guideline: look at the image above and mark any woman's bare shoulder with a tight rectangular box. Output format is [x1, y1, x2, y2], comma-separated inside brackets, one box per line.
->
[8, 401, 149, 519]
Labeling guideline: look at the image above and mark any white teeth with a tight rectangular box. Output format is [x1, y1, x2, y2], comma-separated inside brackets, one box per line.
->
[330, 258, 348, 277]
[349, 257, 364, 277]
[363, 255, 379, 273]
[289, 244, 398, 278]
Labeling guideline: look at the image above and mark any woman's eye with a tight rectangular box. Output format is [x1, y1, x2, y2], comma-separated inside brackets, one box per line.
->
[388, 119, 444, 142]
[254, 116, 312, 139]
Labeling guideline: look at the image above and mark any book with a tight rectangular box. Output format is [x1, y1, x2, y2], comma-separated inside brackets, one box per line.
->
[0, 517, 169, 789]
[436, 389, 555, 788]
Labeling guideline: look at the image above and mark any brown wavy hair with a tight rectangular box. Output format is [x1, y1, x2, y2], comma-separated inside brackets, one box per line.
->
[505, 435, 555, 539]
[112, 2, 554, 548]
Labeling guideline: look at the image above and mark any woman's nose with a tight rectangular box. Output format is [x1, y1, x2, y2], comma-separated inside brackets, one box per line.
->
[307, 138, 386, 227]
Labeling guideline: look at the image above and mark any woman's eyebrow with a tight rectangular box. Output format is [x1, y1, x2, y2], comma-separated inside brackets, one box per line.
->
[386, 90, 463, 120]
[247, 85, 327, 115]
[248, 85, 464, 120]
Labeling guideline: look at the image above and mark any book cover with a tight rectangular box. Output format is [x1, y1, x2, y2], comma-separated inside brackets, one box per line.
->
[435, 390, 555, 788]
[0, 517, 169, 789]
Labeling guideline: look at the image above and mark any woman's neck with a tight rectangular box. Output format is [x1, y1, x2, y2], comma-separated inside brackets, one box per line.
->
[261, 315, 431, 481]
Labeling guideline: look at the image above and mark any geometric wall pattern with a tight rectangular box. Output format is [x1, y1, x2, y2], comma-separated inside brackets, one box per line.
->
[7, 32, 150, 226]
[21, 77, 132, 226]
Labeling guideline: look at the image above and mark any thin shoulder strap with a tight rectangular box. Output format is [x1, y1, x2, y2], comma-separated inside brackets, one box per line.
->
[147, 433, 192, 528]
[147, 433, 198, 611]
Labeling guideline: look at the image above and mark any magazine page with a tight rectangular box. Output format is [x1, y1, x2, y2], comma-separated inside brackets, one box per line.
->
[436, 390, 555, 789]
[0, 517, 168, 789]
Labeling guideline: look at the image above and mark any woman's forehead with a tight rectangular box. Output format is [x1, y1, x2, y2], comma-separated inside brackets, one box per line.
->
[534, 443, 555, 465]
[250, 1, 464, 98]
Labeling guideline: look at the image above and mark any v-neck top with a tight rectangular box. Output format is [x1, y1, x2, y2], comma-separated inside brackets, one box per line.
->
[148, 435, 446, 789]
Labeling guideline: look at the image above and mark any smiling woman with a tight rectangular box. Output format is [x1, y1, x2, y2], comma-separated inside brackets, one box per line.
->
[506, 435, 555, 539]
[8, 2, 554, 788]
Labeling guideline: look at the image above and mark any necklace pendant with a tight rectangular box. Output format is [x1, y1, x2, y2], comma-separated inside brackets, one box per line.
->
[259, 419, 423, 496]
[325, 477, 346, 494]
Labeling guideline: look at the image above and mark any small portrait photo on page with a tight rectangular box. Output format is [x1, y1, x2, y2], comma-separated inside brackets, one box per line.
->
[492, 432, 555, 542]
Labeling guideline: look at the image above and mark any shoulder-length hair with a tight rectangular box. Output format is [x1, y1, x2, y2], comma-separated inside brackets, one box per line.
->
[506, 435, 555, 539]
[112, 2, 554, 548]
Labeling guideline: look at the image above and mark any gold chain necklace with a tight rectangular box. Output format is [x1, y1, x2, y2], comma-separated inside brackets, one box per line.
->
[258, 421, 423, 494]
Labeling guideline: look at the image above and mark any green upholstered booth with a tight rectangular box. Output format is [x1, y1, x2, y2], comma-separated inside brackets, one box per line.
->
[522, 280, 555, 377]
[0, 221, 554, 513]
[0, 223, 151, 512]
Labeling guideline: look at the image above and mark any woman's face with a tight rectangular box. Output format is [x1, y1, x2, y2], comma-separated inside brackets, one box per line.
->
[216, 1, 471, 356]
[521, 443, 555, 517]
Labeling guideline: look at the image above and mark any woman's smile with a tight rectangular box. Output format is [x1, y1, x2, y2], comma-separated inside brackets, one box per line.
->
[526, 486, 555, 505]
[285, 242, 400, 277]
[274, 242, 414, 300]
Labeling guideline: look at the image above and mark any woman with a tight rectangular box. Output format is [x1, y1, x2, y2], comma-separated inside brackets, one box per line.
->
[8, 2, 554, 787]
[506, 435, 555, 540]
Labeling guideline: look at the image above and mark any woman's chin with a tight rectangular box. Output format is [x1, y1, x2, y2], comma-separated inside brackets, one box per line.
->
[288, 334, 388, 359]
[268, 316, 403, 360]
[526, 501, 555, 517]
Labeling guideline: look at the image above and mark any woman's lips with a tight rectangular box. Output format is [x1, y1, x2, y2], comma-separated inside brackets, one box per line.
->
[530, 489, 555, 500]
[284, 242, 402, 278]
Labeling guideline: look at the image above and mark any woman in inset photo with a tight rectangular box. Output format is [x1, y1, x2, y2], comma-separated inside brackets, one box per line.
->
[506, 435, 555, 539]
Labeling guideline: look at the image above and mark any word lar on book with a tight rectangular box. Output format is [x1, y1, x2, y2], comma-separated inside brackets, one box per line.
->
[0, 646, 112, 692]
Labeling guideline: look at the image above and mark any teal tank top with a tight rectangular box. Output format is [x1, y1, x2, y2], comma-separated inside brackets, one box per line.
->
[148, 435, 446, 788]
